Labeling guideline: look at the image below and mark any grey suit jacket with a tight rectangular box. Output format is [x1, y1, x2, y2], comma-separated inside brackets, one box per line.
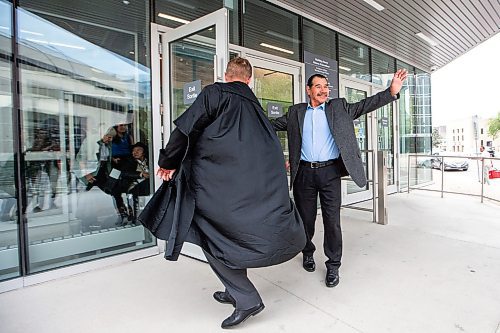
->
[273, 87, 398, 189]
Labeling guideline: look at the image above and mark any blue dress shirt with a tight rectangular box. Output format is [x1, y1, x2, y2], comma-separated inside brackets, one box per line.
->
[301, 103, 340, 162]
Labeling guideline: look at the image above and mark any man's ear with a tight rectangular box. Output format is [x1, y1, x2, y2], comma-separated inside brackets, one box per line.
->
[245, 76, 251, 85]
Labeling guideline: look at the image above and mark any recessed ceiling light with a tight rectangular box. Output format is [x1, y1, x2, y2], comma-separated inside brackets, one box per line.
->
[362, 0, 384, 11]
[340, 56, 365, 66]
[265, 30, 299, 43]
[158, 13, 190, 24]
[164, 0, 196, 10]
[20, 30, 43, 36]
[416, 32, 438, 46]
[123, 1, 130, 5]
[259, 43, 294, 55]
[339, 66, 351, 72]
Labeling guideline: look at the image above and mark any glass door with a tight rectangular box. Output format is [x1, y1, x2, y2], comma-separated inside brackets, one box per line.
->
[374, 87, 398, 193]
[161, 8, 228, 142]
[156, 8, 228, 260]
[244, 53, 302, 175]
[340, 78, 399, 204]
[339, 79, 375, 204]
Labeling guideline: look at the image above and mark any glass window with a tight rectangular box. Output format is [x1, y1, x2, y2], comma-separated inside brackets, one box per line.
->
[253, 67, 294, 161]
[303, 19, 336, 60]
[0, 0, 20, 281]
[18, 1, 154, 274]
[338, 35, 370, 82]
[397, 60, 414, 73]
[377, 100, 395, 186]
[169, 28, 217, 121]
[243, 0, 300, 61]
[155, 0, 239, 45]
[345, 87, 369, 193]
[371, 49, 395, 87]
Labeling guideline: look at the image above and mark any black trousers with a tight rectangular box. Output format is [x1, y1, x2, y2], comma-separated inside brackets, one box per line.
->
[203, 250, 262, 310]
[293, 163, 342, 270]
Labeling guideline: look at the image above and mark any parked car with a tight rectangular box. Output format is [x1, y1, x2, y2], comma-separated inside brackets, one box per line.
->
[431, 153, 469, 171]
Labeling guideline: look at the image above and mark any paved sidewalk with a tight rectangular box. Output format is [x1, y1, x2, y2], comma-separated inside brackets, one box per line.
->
[1, 191, 499, 333]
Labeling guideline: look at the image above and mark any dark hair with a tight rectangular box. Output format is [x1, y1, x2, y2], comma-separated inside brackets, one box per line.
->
[307, 74, 328, 87]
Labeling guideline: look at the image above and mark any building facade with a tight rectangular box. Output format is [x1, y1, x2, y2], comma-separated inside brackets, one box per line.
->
[440, 116, 499, 155]
[0, 0, 432, 288]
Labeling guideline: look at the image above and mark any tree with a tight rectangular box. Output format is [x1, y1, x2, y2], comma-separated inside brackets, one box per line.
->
[488, 112, 500, 140]
[432, 128, 443, 148]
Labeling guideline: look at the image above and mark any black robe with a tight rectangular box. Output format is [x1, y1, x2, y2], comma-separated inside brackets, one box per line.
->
[157, 81, 306, 269]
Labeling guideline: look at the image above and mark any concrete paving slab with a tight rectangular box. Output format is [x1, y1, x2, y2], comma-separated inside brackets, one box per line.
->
[1, 191, 499, 333]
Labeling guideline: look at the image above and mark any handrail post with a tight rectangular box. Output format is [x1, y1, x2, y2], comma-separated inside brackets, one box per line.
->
[440, 156, 444, 198]
[480, 158, 484, 203]
[407, 154, 410, 193]
[372, 150, 377, 223]
[377, 151, 388, 225]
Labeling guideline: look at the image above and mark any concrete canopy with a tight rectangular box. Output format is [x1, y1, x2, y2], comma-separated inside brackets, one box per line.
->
[276, 0, 500, 72]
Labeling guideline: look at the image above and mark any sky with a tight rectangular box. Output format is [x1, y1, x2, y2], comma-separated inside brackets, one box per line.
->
[431, 32, 500, 126]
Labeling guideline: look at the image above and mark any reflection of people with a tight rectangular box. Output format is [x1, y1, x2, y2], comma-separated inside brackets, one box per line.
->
[110, 124, 135, 222]
[26, 120, 61, 212]
[272, 69, 407, 287]
[74, 127, 115, 191]
[480, 146, 493, 185]
[156, 57, 305, 329]
[111, 123, 133, 170]
[0, 159, 17, 221]
[74, 126, 129, 223]
[114, 142, 150, 224]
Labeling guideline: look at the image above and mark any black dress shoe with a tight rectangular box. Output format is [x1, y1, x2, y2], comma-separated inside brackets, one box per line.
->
[221, 303, 265, 329]
[303, 255, 315, 272]
[325, 269, 340, 287]
[213, 291, 236, 307]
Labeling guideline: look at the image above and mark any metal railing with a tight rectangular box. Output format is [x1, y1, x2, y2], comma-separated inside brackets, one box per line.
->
[407, 153, 500, 204]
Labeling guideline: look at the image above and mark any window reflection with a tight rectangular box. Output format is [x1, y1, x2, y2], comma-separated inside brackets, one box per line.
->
[339, 35, 370, 82]
[0, 0, 20, 281]
[17, 5, 154, 273]
[243, 0, 300, 61]
[155, 0, 239, 44]
[253, 67, 293, 163]
[345, 87, 369, 193]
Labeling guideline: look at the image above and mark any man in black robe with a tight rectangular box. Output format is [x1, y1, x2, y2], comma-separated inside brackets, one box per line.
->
[156, 57, 306, 329]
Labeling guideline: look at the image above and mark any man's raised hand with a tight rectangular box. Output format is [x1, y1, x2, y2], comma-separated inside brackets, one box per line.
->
[389, 69, 408, 97]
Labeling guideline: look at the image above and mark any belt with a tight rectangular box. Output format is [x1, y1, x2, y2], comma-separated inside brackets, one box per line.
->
[299, 159, 336, 169]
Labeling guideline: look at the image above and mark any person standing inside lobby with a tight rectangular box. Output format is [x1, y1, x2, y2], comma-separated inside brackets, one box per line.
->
[272, 69, 407, 287]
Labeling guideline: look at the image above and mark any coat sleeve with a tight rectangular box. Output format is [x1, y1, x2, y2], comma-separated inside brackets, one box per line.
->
[158, 84, 221, 169]
[158, 128, 187, 169]
[173, 84, 221, 137]
[343, 88, 399, 120]
[270, 113, 288, 131]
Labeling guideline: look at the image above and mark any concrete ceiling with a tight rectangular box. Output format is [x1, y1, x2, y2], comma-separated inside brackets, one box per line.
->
[277, 0, 500, 72]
